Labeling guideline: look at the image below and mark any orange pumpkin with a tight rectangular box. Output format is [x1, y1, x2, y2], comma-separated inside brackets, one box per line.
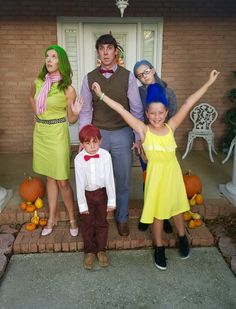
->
[25, 223, 36, 231]
[39, 218, 47, 227]
[194, 219, 202, 227]
[26, 204, 36, 213]
[183, 170, 202, 199]
[195, 194, 204, 205]
[188, 219, 196, 229]
[19, 176, 46, 202]
[19, 201, 28, 211]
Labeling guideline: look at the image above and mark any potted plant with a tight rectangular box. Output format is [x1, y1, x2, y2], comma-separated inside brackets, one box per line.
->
[222, 71, 236, 154]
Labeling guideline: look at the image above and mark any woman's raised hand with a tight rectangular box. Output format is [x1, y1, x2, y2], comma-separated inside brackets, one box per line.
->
[92, 82, 102, 97]
[208, 70, 220, 86]
[71, 95, 84, 115]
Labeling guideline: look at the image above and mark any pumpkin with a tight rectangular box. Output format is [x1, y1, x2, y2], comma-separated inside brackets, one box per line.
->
[26, 204, 36, 213]
[19, 201, 28, 211]
[25, 222, 36, 231]
[183, 211, 192, 221]
[19, 176, 46, 202]
[183, 170, 202, 199]
[194, 219, 202, 227]
[188, 219, 196, 229]
[39, 218, 47, 227]
[195, 194, 204, 205]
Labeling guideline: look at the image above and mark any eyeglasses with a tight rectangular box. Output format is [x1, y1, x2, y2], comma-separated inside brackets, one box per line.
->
[136, 68, 152, 79]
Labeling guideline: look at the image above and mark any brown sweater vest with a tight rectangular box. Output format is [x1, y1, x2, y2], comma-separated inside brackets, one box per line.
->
[88, 66, 130, 130]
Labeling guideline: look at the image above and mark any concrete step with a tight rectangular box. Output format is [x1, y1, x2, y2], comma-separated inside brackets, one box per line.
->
[13, 217, 215, 254]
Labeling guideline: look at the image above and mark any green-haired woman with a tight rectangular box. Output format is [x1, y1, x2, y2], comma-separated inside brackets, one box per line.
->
[30, 45, 83, 237]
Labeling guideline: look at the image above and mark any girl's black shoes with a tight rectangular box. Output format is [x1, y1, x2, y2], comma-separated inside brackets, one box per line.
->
[154, 246, 167, 270]
[179, 235, 190, 259]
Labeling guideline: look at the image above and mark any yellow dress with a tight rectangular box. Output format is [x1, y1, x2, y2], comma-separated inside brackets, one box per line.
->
[33, 79, 70, 180]
[140, 124, 189, 223]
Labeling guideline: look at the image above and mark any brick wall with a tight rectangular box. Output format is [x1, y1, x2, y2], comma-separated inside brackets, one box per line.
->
[0, 1, 236, 153]
[162, 17, 236, 149]
[0, 19, 57, 153]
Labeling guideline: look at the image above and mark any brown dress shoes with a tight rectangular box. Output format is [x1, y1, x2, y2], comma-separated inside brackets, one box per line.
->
[117, 222, 130, 236]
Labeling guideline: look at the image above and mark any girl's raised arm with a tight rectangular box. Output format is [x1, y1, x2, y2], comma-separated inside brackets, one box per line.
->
[92, 82, 147, 142]
[168, 70, 220, 131]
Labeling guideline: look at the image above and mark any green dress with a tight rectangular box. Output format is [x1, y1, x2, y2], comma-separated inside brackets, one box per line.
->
[140, 124, 189, 223]
[33, 79, 70, 180]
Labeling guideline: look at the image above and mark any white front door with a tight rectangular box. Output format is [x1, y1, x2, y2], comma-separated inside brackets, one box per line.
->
[83, 23, 137, 74]
[58, 18, 163, 144]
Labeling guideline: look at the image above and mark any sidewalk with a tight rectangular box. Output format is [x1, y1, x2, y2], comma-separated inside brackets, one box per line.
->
[1, 248, 236, 309]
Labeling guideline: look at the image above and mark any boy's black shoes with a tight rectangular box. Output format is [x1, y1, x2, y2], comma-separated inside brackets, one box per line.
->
[179, 235, 190, 259]
[154, 246, 167, 270]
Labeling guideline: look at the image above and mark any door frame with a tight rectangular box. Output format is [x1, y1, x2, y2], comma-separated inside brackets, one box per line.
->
[57, 17, 164, 91]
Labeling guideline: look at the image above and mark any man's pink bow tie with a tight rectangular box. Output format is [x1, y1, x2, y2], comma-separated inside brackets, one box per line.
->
[84, 154, 100, 161]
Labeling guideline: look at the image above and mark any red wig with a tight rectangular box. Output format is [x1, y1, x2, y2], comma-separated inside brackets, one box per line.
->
[79, 124, 102, 143]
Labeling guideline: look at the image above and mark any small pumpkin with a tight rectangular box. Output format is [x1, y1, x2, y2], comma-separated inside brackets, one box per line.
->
[195, 194, 204, 205]
[26, 204, 36, 213]
[183, 170, 202, 199]
[188, 219, 196, 229]
[194, 219, 202, 227]
[39, 218, 47, 227]
[19, 201, 28, 211]
[25, 222, 36, 231]
[19, 176, 46, 203]
[183, 211, 192, 221]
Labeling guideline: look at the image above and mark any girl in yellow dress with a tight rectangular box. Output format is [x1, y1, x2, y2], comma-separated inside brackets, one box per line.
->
[30, 45, 83, 237]
[91, 70, 219, 270]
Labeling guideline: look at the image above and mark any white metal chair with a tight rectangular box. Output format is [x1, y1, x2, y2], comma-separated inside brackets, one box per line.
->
[182, 103, 218, 162]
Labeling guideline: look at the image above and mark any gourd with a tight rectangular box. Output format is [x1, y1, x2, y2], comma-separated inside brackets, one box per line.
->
[39, 218, 47, 227]
[183, 170, 202, 199]
[19, 201, 28, 211]
[26, 204, 36, 213]
[19, 176, 46, 202]
[35, 197, 44, 209]
[25, 223, 36, 231]
[31, 211, 40, 225]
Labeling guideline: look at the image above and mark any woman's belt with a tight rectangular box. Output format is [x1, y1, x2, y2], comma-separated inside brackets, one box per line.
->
[35, 116, 67, 125]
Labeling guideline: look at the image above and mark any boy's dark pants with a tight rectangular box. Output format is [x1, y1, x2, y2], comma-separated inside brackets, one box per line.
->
[81, 188, 108, 254]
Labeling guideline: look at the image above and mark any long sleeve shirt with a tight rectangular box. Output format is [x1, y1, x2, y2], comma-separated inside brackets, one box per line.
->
[74, 148, 116, 213]
[79, 64, 144, 141]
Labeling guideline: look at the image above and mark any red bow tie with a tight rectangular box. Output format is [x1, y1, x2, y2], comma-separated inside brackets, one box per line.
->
[84, 154, 100, 161]
[100, 69, 114, 74]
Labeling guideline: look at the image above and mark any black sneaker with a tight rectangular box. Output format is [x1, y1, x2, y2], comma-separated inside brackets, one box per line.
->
[163, 219, 173, 234]
[179, 235, 190, 259]
[154, 246, 167, 270]
[138, 222, 149, 231]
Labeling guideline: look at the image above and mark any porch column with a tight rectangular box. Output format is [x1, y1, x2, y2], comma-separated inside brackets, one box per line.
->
[219, 139, 236, 207]
[0, 186, 13, 212]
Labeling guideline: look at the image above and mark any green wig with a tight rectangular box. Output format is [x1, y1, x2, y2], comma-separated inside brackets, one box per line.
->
[38, 45, 73, 90]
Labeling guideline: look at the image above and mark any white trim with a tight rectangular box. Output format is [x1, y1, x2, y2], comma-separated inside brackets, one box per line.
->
[58, 17, 163, 23]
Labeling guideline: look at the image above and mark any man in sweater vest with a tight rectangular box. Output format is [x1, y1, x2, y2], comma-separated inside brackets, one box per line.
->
[79, 34, 144, 236]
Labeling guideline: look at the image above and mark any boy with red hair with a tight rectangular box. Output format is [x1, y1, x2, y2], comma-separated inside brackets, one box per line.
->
[74, 124, 116, 270]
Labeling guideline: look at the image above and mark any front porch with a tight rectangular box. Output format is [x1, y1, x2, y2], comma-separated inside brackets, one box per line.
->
[0, 150, 235, 254]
